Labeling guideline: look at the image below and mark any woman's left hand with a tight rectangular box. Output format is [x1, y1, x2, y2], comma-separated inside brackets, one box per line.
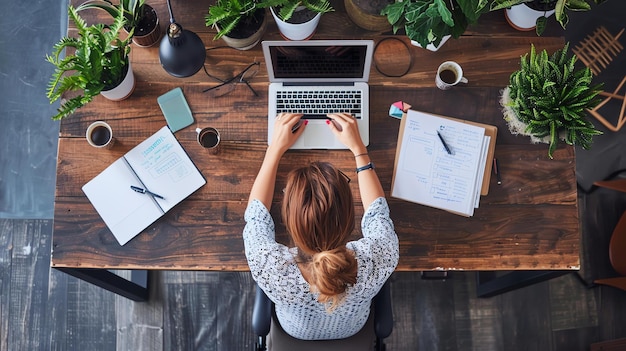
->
[269, 113, 307, 155]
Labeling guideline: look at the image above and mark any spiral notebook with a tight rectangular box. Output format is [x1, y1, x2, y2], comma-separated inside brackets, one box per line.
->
[82, 126, 206, 245]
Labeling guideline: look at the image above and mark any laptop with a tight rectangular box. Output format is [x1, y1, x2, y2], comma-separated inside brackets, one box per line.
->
[262, 40, 374, 149]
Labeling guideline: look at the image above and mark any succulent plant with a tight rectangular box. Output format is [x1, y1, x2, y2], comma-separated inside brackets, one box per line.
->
[501, 43, 603, 158]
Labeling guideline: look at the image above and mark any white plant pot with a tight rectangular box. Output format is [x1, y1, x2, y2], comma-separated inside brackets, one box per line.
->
[505, 4, 555, 31]
[100, 64, 135, 101]
[410, 35, 451, 52]
[271, 7, 321, 41]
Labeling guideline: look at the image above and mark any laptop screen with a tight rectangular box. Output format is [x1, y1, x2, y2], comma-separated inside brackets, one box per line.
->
[264, 41, 372, 81]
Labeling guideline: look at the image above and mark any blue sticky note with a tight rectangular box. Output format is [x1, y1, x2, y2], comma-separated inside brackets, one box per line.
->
[389, 105, 403, 119]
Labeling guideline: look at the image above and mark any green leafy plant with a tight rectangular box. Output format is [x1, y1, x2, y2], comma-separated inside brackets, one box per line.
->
[258, 0, 333, 22]
[489, 0, 608, 35]
[500, 43, 603, 158]
[76, 0, 145, 34]
[381, 0, 489, 48]
[205, 0, 260, 39]
[46, 5, 132, 120]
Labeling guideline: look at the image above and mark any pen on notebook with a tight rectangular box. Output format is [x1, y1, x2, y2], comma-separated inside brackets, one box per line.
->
[130, 185, 164, 199]
[436, 130, 453, 155]
[493, 158, 502, 185]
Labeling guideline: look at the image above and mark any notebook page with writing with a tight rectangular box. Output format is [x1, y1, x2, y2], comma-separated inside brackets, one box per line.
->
[391, 110, 486, 216]
[82, 126, 206, 245]
[123, 126, 205, 213]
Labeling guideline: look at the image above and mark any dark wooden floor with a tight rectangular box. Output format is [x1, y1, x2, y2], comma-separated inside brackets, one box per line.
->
[2, 1, 626, 350]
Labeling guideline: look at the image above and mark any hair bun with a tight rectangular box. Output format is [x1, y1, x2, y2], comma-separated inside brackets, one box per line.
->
[310, 248, 357, 303]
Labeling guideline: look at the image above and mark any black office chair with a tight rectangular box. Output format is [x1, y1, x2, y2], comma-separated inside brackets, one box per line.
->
[252, 280, 393, 351]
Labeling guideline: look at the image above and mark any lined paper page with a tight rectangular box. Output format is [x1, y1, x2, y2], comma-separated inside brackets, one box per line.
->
[392, 110, 487, 216]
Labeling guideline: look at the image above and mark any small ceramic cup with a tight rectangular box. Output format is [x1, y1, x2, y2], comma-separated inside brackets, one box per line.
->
[436, 61, 469, 90]
[196, 127, 221, 155]
[86, 121, 115, 149]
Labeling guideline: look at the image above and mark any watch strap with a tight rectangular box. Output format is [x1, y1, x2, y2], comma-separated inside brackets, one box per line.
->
[356, 162, 375, 173]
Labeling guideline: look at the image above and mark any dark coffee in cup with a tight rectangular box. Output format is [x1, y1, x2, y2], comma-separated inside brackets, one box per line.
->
[196, 127, 221, 155]
[435, 61, 468, 90]
[86, 121, 115, 149]
[439, 69, 457, 84]
[90, 126, 111, 146]
[200, 131, 219, 148]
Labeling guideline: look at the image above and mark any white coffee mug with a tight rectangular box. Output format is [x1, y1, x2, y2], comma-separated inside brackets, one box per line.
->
[86, 121, 115, 149]
[436, 61, 469, 90]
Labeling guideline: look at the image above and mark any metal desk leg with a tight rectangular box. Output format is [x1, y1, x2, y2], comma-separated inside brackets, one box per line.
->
[476, 271, 568, 298]
[55, 268, 149, 301]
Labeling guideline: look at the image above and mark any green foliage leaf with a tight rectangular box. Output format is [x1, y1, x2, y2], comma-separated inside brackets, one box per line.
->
[380, 1, 406, 25]
[46, 5, 131, 120]
[490, 0, 532, 11]
[535, 15, 547, 35]
[503, 43, 604, 158]
[381, 0, 484, 48]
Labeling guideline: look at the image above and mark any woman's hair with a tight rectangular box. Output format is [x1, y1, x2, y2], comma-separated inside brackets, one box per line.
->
[282, 162, 358, 310]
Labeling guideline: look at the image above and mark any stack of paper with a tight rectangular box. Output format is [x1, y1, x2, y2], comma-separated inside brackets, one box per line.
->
[391, 110, 493, 217]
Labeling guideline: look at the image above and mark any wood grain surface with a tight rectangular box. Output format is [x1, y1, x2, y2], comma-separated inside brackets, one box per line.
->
[53, 0, 578, 271]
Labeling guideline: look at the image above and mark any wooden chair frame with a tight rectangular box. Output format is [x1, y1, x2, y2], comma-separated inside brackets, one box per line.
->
[587, 75, 626, 132]
[573, 27, 623, 76]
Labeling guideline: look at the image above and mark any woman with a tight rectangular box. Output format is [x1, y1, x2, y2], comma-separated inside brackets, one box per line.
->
[243, 112, 399, 343]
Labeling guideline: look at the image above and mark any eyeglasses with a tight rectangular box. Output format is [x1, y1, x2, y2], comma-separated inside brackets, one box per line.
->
[202, 62, 260, 98]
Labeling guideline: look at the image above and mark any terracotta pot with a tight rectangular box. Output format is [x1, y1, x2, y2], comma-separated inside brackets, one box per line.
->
[100, 64, 135, 101]
[271, 7, 321, 41]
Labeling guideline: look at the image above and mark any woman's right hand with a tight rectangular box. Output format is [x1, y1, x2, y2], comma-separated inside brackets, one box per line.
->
[269, 113, 306, 155]
[326, 113, 366, 155]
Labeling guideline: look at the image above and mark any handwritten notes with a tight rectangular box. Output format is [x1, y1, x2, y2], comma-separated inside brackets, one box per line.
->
[82, 126, 206, 245]
[391, 110, 489, 216]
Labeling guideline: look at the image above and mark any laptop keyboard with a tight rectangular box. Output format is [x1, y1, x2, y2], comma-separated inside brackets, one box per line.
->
[276, 90, 362, 119]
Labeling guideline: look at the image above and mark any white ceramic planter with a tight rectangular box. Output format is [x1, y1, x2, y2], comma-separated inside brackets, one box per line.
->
[505, 3, 555, 31]
[100, 64, 135, 101]
[410, 35, 451, 52]
[271, 7, 321, 41]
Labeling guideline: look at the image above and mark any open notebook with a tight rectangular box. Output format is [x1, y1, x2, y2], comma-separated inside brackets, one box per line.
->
[82, 126, 206, 245]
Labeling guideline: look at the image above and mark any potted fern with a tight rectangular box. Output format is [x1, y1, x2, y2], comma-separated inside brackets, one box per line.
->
[76, 0, 161, 47]
[46, 5, 134, 121]
[381, 0, 488, 51]
[258, 0, 333, 40]
[489, 0, 608, 35]
[205, 0, 268, 50]
[500, 43, 603, 158]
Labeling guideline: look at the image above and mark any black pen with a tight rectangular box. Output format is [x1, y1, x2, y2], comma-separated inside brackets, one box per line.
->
[436, 130, 453, 155]
[131, 185, 164, 199]
[493, 158, 502, 185]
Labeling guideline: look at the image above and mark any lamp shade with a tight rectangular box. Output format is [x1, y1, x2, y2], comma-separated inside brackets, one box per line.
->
[159, 1, 206, 78]
[159, 23, 206, 78]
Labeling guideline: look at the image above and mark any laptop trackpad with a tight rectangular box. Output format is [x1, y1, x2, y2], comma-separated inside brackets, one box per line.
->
[304, 125, 332, 148]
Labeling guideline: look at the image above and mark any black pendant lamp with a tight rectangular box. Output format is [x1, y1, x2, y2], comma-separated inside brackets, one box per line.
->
[159, 0, 206, 78]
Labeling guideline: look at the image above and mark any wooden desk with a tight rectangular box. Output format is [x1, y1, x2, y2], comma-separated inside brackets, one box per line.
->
[52, 0, 579, 300]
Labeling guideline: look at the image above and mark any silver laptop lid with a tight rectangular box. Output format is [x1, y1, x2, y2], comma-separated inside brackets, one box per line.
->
[262, 40, 374, 84]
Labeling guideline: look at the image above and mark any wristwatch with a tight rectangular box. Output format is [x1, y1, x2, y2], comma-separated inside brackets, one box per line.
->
[356, 162, 375, 174]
